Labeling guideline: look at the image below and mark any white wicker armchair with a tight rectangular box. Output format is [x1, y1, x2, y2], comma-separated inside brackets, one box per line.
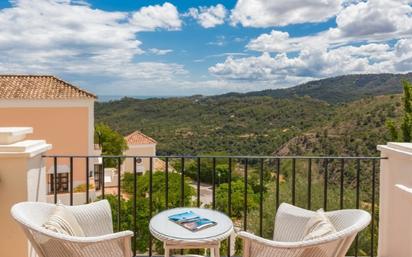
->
[238, 203, 371, 257]
[11, 200, 133, 257]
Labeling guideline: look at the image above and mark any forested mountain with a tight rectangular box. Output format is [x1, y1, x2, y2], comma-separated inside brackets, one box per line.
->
[219, 73, 412, 104]
[96, 73, 408, 156]
[96, 95, 333, 155]
[275, 94, 400, 156]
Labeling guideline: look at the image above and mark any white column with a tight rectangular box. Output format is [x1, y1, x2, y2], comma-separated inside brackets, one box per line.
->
[377, 142, 412, 257]
[0, 127, 52, 257]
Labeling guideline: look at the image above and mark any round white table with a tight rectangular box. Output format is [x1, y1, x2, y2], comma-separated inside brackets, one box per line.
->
[149, 208, 234, 257]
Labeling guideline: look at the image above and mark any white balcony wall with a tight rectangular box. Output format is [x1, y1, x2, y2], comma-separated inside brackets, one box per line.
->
[378, 142, 412, 257]
[0, 127, 51, 257]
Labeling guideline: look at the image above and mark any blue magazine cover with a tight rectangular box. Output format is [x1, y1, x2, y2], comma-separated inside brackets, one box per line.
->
[168, 211, 217, 231]
[168, 211, 200, 223]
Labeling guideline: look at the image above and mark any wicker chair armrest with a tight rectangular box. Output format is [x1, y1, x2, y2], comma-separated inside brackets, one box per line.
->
[238, 231, 348, 249]
[239, 231, 355, 257]
[67, 230, 134, 244]
[43, 230, 135, 244]
[27, 230, 134, 257]
[238, 231, 305, 249]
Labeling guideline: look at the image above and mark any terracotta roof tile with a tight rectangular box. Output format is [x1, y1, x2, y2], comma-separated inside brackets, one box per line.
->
[125, 131, 157, 145]
[0, 75, 96, 99]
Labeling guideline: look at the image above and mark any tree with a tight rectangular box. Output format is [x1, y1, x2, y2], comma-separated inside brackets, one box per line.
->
[173, 154, 240, 185]
[122, 171, 195, 208]
[215, 179, 259, 218]
[95, 123, 128, 167]
[387, 80, 412, 142]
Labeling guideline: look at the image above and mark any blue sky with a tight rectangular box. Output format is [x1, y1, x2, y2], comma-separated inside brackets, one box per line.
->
[0, 0, 411, 96]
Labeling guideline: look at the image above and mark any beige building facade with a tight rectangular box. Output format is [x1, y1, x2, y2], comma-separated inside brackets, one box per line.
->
[123, 130, 157, 173]
[0, 75, 96, 193]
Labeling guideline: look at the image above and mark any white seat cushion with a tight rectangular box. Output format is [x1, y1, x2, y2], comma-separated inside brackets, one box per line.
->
[43, 204, 85, 237]
[303, 209, 336, 241]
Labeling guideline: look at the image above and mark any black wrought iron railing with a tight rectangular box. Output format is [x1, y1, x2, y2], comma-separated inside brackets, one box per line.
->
[42, 155, 385, 257]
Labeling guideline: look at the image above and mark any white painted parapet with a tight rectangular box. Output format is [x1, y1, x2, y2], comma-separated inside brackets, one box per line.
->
[377, 142, 412, 257]
[0, 127, 33, 144]
[0, 127, 51, 257]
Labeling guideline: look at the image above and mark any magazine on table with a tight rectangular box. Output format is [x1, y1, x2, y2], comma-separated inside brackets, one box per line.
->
[168, 211, 217, 232]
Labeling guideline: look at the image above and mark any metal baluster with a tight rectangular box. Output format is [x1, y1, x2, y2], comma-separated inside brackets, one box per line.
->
[149, 157, 153, 257]
[165, 157, 169, 209]
[323, 159, 328, 211]
[292, 158, 296, 205]
[53, 157, 58, 204]
[276, 158, 280, 210]
[307, 158, 312, 210]
[244, 158, 248, 231]
[340, 159, 345, 209]
[355, 159, 361, 257]
[197, 157, 201, 208]
[101, 157, 105, 199]
[86, 157, 90, 204]
[227, 157, 232, 257]
[259, 158, 264, 237]
[69, 157, 73, 206]
[180, 157, 185, 207]
[133, 157, 137, 257]
[117, 157, 121, 230]
[212, 157, 216, 209]
[371, 159, 376, 257]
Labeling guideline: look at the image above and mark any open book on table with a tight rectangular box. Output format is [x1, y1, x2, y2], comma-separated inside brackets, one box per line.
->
[168, 211, 217, 232]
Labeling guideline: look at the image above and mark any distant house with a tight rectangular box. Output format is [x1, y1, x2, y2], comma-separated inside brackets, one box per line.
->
[123, 130, 167, 174]
[0, 75, 96, 195]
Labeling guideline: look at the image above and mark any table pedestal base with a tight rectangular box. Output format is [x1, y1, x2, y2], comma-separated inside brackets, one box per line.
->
[164, 242, 220, 257]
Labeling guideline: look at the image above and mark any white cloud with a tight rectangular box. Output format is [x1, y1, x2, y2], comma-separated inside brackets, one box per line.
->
[3, 0, 412, 95]
[207, 35, 227, 46]
[230, 0, 342, 27]
[209, 52, 307, 81]
[148, 48, 173, 55]
[70, 0, 91, 6]
[209, 40, 412, 85]
[194, 52, 248, 63]
[0, 0, 186, 86]
[333, 0, 412, 39]
[246, 30, 324, 53]
[187, 4, 227, 28]
[394, 38, 412, 71]
[215, 0, 412, 88]
[245, 1, 412, 55]
[130, 2, 182, 32]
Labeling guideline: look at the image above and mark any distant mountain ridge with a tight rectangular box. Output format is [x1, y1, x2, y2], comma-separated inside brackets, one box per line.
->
[219, 73, 412, 104]
[96, 73, 411, 156]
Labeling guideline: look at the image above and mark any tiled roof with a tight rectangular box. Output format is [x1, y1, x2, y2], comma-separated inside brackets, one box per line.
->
[125, 131, 157, 145]
[0, 75, 96, 99]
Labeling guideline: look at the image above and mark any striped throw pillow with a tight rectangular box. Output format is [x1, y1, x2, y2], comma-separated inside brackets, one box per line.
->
[43, 204, 85, 237]
[303, 209, 336, 241]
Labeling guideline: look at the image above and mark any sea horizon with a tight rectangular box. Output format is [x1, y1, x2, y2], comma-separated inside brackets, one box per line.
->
[97, 95, 177, 102]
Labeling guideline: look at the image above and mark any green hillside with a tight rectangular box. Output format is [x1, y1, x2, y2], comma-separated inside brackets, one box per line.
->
[95, 73, 407, 156]
[96, 95, 334, 155]
[220, 73, 411, 104]
[275, 94, 401, 156]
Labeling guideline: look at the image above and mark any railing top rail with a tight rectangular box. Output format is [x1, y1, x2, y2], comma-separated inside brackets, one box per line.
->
[42, 154, 387, 159]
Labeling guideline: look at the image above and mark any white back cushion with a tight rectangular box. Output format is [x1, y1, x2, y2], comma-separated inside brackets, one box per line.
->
[303, 209, 336, 241]
[43, 204, 85, 237]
